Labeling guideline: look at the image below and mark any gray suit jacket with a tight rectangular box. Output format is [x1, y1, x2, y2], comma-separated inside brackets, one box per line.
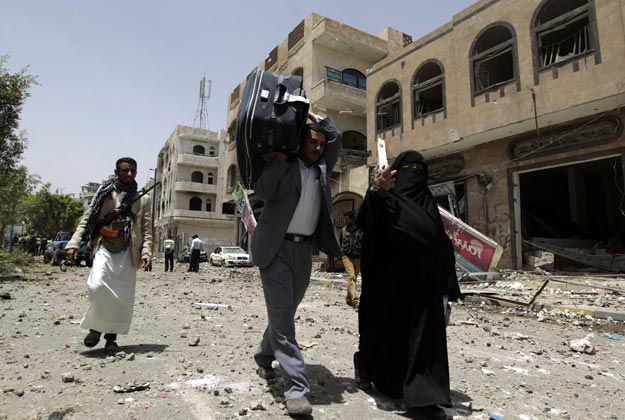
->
[251, 117, 342, 269]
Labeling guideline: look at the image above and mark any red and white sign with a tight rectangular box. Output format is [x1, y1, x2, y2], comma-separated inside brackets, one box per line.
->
[438, 206, 502, 273]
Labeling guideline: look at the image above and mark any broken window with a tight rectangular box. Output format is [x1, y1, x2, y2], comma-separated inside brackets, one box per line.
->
[534, 0, 593, 68]
[227, 165, 237, 189]
[471, 25, 516, 94]
[193, 145, 205, 155]
[189, 197, 202, 211]
[191, 171, 203, 183]
[412, 61, 445, 119]
[376, 81, 401, 131]
[206, 198, 212, 212]
[341, 130, 367, 152]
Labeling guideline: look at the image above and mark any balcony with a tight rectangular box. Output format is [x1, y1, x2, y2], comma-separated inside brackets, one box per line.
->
[308, 78, 366, 115]
[311, 18, 387, 62]
[175, 181, 218, 194]
[177, 153, 220, 168]
[172, 209, 234, 221]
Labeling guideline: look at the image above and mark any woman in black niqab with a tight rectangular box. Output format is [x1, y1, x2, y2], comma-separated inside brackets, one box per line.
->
[355, 150, 460, 418]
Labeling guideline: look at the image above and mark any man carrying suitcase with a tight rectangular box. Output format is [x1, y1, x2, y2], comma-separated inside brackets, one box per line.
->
[251, 112, 342, 416]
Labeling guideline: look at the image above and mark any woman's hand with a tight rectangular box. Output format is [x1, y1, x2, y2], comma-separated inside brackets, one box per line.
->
[373, 166, 396, 191]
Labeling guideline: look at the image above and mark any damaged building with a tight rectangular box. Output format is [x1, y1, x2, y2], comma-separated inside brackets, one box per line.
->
[365, 0, 625, 270]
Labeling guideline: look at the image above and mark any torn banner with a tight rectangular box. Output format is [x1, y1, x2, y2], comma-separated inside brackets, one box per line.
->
[232, 182, 257, 236]
[438, 206, 502, 275]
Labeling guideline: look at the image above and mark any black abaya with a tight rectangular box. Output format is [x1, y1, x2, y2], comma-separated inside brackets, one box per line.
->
[356, 151, 460, 408]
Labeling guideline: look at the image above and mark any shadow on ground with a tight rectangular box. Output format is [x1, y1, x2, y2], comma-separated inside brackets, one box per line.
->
[80, 343, 168, 358]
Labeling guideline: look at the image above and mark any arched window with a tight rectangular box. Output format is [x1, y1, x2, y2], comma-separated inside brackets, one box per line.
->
[209, 146, 216, 156]
[191, 171, 203, 183]
[412, 61, 445, 119]
[207, 172, 214, 185]
[342, 131, 367, 152]
[227, 165, 237, 188]
[193, 145, 205, 155]
[532, 0, 597, 71]
[376, 81, 401, 132]
[326, 67, 366, 91]
[206, 199, 212, 212]
[470, 24, 518, 95]
[342, 68, 366, 90]
[189, 197, 202, 211]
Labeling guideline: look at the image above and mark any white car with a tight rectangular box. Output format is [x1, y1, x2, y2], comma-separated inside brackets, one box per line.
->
[209, 246, 253, 267]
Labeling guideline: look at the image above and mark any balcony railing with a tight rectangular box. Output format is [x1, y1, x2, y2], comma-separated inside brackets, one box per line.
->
[175, 181, 218, 194]
[326, 67, 366, 91]
[177, 153, 219, 167]
[338, 149, 369, 171]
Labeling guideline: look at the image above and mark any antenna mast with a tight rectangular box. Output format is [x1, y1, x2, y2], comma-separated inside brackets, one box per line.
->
[194, 76, 211, 130]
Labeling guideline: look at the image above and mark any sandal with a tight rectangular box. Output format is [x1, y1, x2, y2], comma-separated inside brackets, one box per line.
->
[83, 330, 101, 348]
[105, 341, 122, 355]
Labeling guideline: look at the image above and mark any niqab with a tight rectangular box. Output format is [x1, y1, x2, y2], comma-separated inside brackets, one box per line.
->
[355, 150, 460, 408]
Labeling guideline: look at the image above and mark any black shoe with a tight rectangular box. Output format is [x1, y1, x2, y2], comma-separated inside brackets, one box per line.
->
[83, 329, 101, 348]
[256, 366, 276, 380]
[408, 405, 447, 420]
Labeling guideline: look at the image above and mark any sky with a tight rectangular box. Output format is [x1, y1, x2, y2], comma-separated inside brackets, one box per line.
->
[2, 0, 477, 195]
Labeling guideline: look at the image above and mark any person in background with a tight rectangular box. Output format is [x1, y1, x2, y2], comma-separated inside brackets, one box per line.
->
[354, 151, 461, 420]
[340, 211, 363, 308]
[66, 157, 152, 354]
[250, 112, 342, 416]
[163, 236, 175, 272]
[188, 235, 202, 272]
[39, 236, 48, 257]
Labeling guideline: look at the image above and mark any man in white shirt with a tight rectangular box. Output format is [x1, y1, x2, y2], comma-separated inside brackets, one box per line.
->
[188, 235, 203, 272]
[251, 113, 342, 416]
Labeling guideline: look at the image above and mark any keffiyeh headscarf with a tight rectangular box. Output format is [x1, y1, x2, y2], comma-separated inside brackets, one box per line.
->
[83, 177, 138, 245]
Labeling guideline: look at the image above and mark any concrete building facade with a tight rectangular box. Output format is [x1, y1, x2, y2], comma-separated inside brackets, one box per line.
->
[223, 13, 412, 258]
[365, 0, 625, 268]
[154, 125, 234, 259]
[79, 182, 101, 208]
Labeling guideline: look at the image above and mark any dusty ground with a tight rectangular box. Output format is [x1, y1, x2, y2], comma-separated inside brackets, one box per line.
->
[0, 259, 624, 420]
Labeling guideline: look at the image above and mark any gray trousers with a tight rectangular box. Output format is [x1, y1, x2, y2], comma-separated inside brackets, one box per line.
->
[254, 240, 312, 400]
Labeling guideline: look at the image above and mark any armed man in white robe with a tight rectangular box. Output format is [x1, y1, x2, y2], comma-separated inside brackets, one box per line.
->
[66, 157, 153, 354]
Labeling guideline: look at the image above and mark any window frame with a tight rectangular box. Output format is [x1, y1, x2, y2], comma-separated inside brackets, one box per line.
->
[469, 23, 519, 97]
[375, 80, 402, 133]
[530, 0, 600, 84]
[411, 60, 446, 121]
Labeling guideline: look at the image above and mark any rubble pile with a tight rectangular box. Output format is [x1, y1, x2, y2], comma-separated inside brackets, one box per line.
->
[0, 263, 623, 419]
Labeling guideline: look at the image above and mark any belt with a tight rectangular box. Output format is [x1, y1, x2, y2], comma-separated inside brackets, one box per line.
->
[285, 233, 311, 243]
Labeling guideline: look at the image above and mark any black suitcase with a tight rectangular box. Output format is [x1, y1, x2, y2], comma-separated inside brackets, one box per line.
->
[235, 68, 310, 189]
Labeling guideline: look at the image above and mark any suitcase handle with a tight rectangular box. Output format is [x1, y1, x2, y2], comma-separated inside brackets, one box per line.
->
[273, 84, 289, 105]
[274, 84, 310, 106]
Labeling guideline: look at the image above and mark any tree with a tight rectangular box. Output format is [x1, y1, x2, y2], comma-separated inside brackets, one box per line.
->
[0, 166, 36, 246]
[0, 55, 37, 173]
[22, 186, 85, 238]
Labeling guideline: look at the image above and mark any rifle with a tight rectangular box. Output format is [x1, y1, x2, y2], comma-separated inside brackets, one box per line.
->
[94, 182, 160, 239]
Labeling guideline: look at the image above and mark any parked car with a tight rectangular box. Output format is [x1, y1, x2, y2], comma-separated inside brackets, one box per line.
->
[43, 232, 92, 267]
[209, 246, 252, 267]
[177, 246, 208, 263]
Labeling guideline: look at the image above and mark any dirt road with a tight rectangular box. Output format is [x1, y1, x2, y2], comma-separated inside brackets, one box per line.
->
[1, 262, 624, 419]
